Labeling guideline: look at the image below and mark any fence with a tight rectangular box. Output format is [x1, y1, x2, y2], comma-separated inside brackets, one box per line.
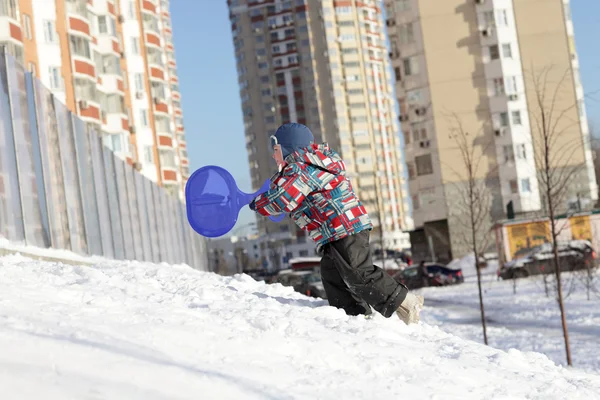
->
[0, 49, 207, 269]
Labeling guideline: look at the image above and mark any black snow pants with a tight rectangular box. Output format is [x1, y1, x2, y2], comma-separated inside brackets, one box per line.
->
[319, 230, 408, 318]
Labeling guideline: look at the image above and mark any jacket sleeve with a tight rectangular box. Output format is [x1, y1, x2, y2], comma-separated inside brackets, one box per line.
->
[253, 163, 314, 216]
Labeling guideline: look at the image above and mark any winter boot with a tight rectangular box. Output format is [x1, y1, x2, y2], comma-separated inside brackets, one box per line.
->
[396, 293, 424, 325]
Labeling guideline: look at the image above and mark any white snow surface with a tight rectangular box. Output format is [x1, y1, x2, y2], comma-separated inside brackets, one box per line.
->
[1, 254, 600, 399]
[420, 254, 600, 373]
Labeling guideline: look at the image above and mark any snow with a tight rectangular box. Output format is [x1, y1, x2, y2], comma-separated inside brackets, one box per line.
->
[0, 237, 106, 264]
[1, 252, 600, 399]
[420, 253, 600, 373]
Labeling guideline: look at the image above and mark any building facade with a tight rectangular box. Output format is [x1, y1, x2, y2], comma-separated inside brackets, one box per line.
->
[0, 0, 188, 196]
[228, 0, 412, 251]
[386, 0, 596, 260]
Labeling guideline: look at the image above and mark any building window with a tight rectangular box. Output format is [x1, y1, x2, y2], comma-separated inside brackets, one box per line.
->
[43, 20, 57, 43]
[69, 36, 91, 58]
[23, 14, 32, 40]
[502, 43, 512, 58]
[482, 11, 495, 27]
[415, 154, 433, 176]
[400, 23, 415, 44]
[128, 1, 136, 18]
[134, 73, 144, 92]
[503, 145, 514, 162]
[140, 109, 149, 127]
[403, 56, 419, 76]
[398, 0, 411, 12]
[496, 9, 509, 27]
[394, 67, 401, 81]
[512, 111, 522, 125]
[260, 76, 270, 83]
[499, 112, 509, 127]
[48, 67, 62, 90]
[516, 144, 527, 159]
[521, 178, 531, 193]
[256, 48, 266, 56]
[144, 146, 154, 163]
[506, 76, 518, 94]
[336, 6, 352, 15]
[130, 37, 140, 55]
[509, 179, 518, 194]
[111, 134, 122, 152]
[489, 45, 499, 60]
[493, 77, 505, 96]
[265, 116, 275, 123]
[412, 194, 420, 210]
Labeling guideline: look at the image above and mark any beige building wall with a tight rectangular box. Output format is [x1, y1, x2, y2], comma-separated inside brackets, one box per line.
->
[388, 0, 596, 260]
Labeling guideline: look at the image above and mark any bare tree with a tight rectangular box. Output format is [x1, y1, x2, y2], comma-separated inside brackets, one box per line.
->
[446, 114, 495, 346]
[527, 65, 593, 366]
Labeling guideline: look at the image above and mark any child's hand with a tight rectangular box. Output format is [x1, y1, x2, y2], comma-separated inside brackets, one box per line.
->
[249, 199, 257, 211]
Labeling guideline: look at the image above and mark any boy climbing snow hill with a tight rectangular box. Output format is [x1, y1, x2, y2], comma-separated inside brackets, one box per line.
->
[249, 123, 424, 324]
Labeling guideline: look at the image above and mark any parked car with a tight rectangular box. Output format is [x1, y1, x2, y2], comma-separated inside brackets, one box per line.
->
[275, 270, 327, 299]
[498, 240, 598, 280]
[392, 263, 464, 290]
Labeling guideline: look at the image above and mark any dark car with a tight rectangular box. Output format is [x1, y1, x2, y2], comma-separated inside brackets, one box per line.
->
[392, 263, 464, 290]
[498, 240, 597, 280]
[275, 270, 327, 299]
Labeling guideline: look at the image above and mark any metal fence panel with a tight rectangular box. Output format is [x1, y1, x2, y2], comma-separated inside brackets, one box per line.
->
[159, 189, 175, 263]
[113, 156, 134, 260]
[72, 116, 102, 256]
[24, 68, 50, 247]
[134, 172, 152, 261]
[143, 178, 160, 263]
[102, 147, 124, 259]
[0, 50, 25, 242]
[89, 128, 114, 258]
[170, 196, 184, 264]
[5, 57, 47, 247]
[32, 80, 69, 250]
[151, 184, 166, 262]
[124, 165, 143, 260]
[54, 98, 87, 254]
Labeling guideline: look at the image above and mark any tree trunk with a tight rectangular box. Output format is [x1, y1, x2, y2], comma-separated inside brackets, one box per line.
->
[546, 173, 572, 366]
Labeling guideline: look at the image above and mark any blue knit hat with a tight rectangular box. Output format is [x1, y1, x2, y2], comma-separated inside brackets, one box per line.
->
[273, 123, 314, 158]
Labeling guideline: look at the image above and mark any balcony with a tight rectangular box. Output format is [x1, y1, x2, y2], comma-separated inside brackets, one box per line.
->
[157, 135, 173, 148]
[159, 148, 178, 183]
[103, 112, 129, 133]
[154, 98, 169, 115]
[78, 99, 101, 123]
[149, 65, 166, 81]
[145, 32, 161, 48]
[72, 57, 96, 80]
[97, 73, 124, 93]
[0, 5, 23, 44]
[68, 16, 91, 37]
[142, 0, 157, 14]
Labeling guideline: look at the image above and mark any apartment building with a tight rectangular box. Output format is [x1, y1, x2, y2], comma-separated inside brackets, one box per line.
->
[0, 0, 188, 197]
[228, 0, 412, 251]
[386, 0, 596, 260]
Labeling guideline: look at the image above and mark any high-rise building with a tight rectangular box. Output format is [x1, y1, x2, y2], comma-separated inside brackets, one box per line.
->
[386, 0, 596, 260]
[228, 0, 412, 252]
[0, 0, 188, 197]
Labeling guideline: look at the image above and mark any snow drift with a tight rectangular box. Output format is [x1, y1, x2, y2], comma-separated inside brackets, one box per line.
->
[1, 254, 599, 399]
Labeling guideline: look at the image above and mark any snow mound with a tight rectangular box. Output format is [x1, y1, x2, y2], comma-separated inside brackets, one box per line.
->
[1, 254, 599, 399]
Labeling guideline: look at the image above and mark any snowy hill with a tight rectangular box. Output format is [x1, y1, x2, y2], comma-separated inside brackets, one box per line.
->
[1, 254, 600, 399]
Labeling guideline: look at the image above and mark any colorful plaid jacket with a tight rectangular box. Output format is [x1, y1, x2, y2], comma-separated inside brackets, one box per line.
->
[254, 143, 373, 248]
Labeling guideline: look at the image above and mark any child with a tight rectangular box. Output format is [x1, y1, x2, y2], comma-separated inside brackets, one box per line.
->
[249, 123, 424, 324]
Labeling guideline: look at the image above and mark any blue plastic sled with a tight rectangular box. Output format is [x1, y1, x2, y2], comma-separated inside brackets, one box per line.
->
[185, 165, 285, 238]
